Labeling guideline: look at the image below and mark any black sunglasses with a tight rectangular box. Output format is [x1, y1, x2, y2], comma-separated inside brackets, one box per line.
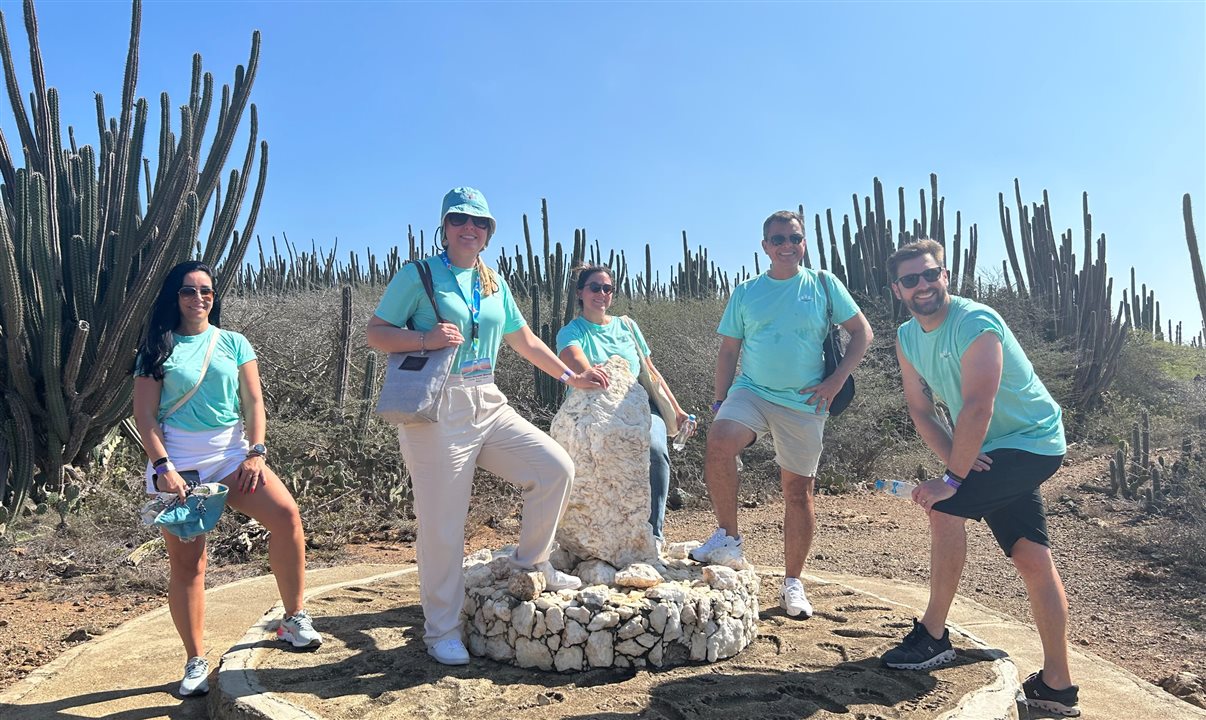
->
[178, 286, 215, 298]
[768, 233, 805, 246]
[894, 267, 944, 289]
[586, 282, 614, 295]
[446, 213, 492, 230]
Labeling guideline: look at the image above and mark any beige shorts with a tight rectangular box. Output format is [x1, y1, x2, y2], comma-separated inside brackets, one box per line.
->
[716, 388, 826, 477]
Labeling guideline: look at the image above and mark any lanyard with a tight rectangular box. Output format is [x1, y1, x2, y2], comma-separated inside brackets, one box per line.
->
[437, 251, 481, 351]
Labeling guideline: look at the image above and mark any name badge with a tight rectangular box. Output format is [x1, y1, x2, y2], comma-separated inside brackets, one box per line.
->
[459, 357, 494, 386]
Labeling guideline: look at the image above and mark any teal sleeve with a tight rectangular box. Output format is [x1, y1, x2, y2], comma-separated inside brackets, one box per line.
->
[717, 285, 746, 339]
[630, 319, 653, 358]
[231, 331, 256, 365]
[955, 308, 1005, 357]
[826, 273, 862, 324]
[556, 322, 581, 353]
[374, 263, 425, 329]
[499, 277, 527, 334]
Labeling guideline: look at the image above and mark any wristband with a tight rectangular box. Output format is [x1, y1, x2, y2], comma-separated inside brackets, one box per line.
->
[942, 471, 963, 490]
[419, 332, 427, 354]
[155, 461, 176, 476]
[152, 456, 169, 468]
[558, 369, 574, 384]
[711, 400, 724, 413]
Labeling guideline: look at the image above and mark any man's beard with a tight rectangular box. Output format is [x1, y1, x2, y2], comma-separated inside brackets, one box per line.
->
[907, 288, 947, 316]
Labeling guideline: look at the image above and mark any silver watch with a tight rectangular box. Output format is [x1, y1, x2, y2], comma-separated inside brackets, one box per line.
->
[248, 443, 267, 458]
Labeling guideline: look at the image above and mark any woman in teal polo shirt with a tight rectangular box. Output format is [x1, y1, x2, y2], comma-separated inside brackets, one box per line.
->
[367, 187, 609, 666]
[133, 261, 320, 697]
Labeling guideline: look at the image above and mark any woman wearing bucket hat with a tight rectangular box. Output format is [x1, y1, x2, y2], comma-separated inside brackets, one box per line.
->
[133, 261, 322, 697]
[367, 186, 609, 666]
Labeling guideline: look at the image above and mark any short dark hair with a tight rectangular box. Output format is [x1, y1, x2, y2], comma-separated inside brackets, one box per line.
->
[762, 210, 805, 241]
[887, 239, 945, 281]
[572, 263, 613, 310]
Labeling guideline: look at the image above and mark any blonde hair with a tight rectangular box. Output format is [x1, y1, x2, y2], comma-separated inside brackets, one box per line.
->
[476, 256, 499, 297]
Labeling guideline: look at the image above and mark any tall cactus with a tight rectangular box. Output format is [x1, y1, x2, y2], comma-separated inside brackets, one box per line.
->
[0, 0, 266, 513]
[1185, 194, 1206, 336]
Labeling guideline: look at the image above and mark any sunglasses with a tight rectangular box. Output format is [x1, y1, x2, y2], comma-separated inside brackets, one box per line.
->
[768, 233, 805, 246]
[894, 267, 945, 289]
[178, 286, 215, 298]
[446, 213, 492, 230]
[586, 282, 614, 295]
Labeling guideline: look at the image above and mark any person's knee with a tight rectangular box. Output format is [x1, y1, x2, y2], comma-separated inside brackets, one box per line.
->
[782, 474, 815, 505]
[1010, 538, 1054, 575]
[705, 421, 750, 457]
[171, 550, 207, 581]
[929, 511, 967, 537]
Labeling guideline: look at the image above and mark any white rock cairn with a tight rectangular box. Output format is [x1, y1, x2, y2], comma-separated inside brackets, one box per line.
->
[460, 355, 760, 671]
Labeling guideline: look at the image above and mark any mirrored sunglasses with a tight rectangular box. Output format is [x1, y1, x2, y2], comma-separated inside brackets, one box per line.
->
[587, 282, 614, 295]
[894, 267, 944, 289]
[178, 286, 215, 298]
[446, 212, 492, 230]
[768, 233, 805, 246]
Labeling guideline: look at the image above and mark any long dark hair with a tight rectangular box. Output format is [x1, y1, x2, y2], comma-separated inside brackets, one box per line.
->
[136, 261, 223, 380]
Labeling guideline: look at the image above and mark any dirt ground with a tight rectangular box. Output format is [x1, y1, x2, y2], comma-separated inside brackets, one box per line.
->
[0, 451, 1203, 706]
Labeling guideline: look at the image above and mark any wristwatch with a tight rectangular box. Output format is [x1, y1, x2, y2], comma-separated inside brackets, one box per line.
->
[248, 443, 267, 458]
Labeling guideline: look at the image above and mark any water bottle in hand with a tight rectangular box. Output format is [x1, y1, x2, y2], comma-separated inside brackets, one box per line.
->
[672, 414, 698, 451]
[875, 479, 918, 499]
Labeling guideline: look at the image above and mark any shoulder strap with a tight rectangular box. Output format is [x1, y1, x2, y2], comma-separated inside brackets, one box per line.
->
[405, 259, 446, 326]
[818, 270, 834, 325]
[620, 316, 648, 360]
[162, 328, 222, 421]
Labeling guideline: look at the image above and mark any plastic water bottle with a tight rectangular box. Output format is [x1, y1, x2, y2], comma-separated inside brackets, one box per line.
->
[735, 454, 744, 472]
[875, 479, 918, 499]
[672, 414, 698, 451]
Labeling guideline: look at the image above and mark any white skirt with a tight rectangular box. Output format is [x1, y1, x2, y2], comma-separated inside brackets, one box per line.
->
[144, 422, 250, 493]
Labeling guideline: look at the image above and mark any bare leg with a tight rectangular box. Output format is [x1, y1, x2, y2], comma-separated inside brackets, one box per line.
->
[703, 419, 756, 536]
[1011, 538, 1074, 689]
[921, 510, 967, 639]
[781, 470, 815, 578]
[163, 530, 207, 658]
[223, 465, 306, 615]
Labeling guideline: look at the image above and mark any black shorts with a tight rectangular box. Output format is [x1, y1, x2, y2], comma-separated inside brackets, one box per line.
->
[931, 448, 1064, 556]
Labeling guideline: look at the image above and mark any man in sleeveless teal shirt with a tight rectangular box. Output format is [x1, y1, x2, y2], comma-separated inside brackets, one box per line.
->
[690, 210, 874, 620]
[883, 239, 1080, 717]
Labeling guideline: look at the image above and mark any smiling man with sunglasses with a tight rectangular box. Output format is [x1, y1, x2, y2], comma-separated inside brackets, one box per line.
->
[884, 239, 1079, 717]
[691, 210, 873, 620]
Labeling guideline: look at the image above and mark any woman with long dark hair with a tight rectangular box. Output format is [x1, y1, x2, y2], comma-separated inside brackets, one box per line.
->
[133, 261, 320, 697]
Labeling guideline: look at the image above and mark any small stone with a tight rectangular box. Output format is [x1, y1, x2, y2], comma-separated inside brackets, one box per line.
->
[649, 641, 664, 666]
[578, 585, 610, 609]
[586, 630, 615, 667]
[554, 644, 584, 672]
[615, 563, 662, 588]
[485, 636, 514, 661]
[493, 599, 513, 622]
[464, 548, 493, 566]
[617, 617, 645, 640]
[548, 544, 577, 572]
[646, 583, 690, 603]
[513, 602, 536, 637]
[545, 606, 565, 633]
[515, 637, 554, 670]
[533, 611, 547, 638]
[565, 606, 591, 624]
[576, 559, 618, 587]
[665, 541, 700, 560]
[464, 563, 495, 588]
[649, 604, 669, 633]
[702, 565, 740, 591]
[508, 571, 546, 601]
[615, 638, 645, 656]
[564, 619, 588, 645]
[587, 610, 621, 631]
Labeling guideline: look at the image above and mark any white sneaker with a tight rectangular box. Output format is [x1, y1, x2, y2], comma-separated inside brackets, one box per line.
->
[780, 577, 814, 618]
[179, 656, 209, 696]
[537, 561, 582, 591]
[689, 527, 743, 564]
[278, 610, 323, 648]
[427, 637, 470, 665]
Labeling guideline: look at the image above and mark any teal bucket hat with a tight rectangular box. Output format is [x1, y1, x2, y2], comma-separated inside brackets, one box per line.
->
[441, 186, 496, 237]
[139, 483, 229, 542]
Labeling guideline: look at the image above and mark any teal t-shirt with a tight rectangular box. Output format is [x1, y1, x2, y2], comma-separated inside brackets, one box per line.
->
[896, 295, 1066, 455]
[374, 256, 526, 372]
[718, 269, 860, 414]
[556, 315, 651, 379]
[140, 326, 257, 431]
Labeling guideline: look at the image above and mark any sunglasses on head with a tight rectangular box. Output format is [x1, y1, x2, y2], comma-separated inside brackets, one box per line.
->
[586, 282, 614, 295]
[178, 286, 215, 298]
[446, 212, 492, 230]
[894, 267, 944, 289]
[768, 233, 805, 246]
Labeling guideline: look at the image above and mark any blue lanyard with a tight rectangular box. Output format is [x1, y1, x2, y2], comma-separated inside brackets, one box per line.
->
[437, 251, 481, 351]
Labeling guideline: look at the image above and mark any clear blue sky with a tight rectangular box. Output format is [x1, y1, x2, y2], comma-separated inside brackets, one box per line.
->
[4, 0, 1204, 333]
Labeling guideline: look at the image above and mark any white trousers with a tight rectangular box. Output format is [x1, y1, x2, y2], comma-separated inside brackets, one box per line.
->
[396, 379, 574, 647]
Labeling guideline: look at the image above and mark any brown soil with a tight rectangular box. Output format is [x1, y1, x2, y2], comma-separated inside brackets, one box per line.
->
[0, 452, 1202, 702]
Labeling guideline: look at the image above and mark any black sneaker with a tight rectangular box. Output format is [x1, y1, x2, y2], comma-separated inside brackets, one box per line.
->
[1020, 670, 1081, 717]
[881, 618, 956, 670]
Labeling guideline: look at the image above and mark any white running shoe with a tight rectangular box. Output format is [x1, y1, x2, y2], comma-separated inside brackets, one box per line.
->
[780, 577, 814, 618]
[179, 656, 209, 696]
[427, 637, 470, 665]
[278, 610, 323, 648]
[689, 527, 744, 564]
[537, 561, 583, 591]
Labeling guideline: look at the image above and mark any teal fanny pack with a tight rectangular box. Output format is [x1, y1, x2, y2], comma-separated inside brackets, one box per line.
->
[140, 483, 229, 542]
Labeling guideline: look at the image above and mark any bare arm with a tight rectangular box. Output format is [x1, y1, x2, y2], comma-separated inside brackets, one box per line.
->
[897, 343, 957, 461]
[133, 376, 187, 501]
[713, 335, 742, 406]
[946, 333, 1002, 478]
[801, 311, 874, 411]
[558, 345, 592, 374]
[366, 314, 463, 353]
[505, 325, 609, 390]
[235, 359, 269, 493]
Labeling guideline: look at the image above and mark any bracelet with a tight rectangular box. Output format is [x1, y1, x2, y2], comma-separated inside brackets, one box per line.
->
[155, 461, 176, 476]
[942, 471, 963, 490]
[419, 332, 427, 354]
[558, 369, 574, 384]
[152, 456, 169, 468]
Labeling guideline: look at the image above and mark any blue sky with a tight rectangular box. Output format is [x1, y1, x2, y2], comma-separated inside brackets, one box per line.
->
[4, 0, 1204, 333]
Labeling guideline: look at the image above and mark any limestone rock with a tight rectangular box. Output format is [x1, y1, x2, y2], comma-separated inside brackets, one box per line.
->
[615, 563, 662, 588]
[705, 545, 747, 570]
[577, 585, 610, 609]
[586, 630, 614, 667]
[545, 605, 565, 633]
[516, 636, 553, 670]
[547, 543, 578, 572]
[575, 559, 617, 587]
[665, 541, 700, 560]
[508, 571, 546, 601]
[563, 619, 588, 646]
[703, 565, 740, 591]
[645, 583, 690, 603]
[550, 356, 658, 567]
[554, 644, 584, 672]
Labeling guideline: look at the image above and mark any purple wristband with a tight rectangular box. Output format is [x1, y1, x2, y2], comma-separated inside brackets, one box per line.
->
[711, 400, 724, 413]
[942, 472, 962, 490]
